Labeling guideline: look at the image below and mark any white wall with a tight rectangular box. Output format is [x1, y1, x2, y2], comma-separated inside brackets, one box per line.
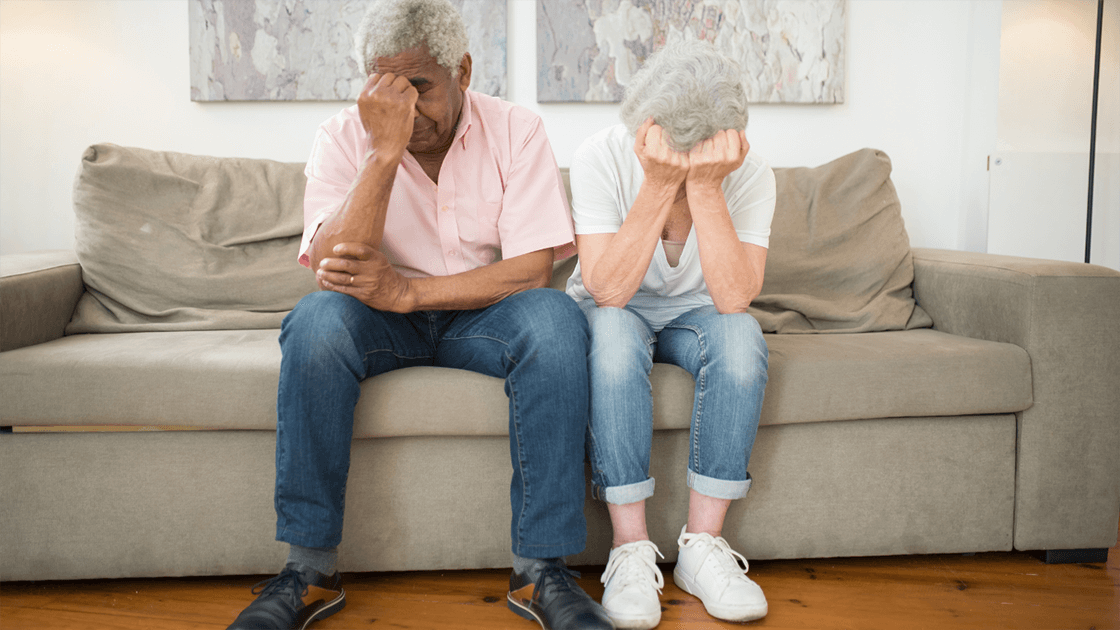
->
[988, 0, 1120, 269]
[2, 0, 1002, 258]
[997, 0, 1119, 154]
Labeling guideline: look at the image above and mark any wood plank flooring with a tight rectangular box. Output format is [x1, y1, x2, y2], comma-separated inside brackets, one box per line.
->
[3, 528, 1117, 630]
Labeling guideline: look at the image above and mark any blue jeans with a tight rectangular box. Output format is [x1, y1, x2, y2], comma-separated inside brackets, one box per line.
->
[579, 301, 768, 505]
[275, 288, 590, 558]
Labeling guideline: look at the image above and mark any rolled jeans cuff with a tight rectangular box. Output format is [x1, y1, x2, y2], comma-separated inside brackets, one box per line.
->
[687, 470, 751, 500]
[595, 477, 656, 505]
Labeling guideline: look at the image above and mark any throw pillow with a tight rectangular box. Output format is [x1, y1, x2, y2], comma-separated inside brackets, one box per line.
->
[67, 144, 318, 333]
[748, 148, 932, 333]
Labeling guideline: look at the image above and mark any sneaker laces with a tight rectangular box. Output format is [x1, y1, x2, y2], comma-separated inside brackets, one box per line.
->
[678, 530, 751, 586]
[250, 566, 309, 610]
[601, 541, 665, 593]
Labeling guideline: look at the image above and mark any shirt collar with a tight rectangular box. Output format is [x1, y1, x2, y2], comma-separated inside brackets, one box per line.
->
[453, 89, 474, 150]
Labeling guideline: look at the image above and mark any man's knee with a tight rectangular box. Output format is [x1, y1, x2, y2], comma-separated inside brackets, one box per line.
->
[284, 290, 368, 328]
[285, 291, 348, 325]
[480, 290, 588, 388]
[280, 291, 371, 363]
[507, 288, 589, 349]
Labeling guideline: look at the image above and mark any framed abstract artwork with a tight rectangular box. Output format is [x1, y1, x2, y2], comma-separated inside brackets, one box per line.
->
[538, 0, 846, 103]
[189, 0, 507, 101]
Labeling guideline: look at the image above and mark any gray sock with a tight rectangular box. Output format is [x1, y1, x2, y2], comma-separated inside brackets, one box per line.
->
[287, 544, 339, 577]
[512, 554, 562, 580]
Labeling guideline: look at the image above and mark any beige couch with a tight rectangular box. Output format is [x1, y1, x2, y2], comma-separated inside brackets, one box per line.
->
[1, 145, 1117, 582]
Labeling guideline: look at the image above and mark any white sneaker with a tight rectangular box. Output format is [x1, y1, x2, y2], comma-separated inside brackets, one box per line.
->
[672, 526, 767, 622]
[600, 540, 665, 629]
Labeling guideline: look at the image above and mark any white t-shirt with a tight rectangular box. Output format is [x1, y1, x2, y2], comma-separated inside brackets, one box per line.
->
[565, 124, 777, 330]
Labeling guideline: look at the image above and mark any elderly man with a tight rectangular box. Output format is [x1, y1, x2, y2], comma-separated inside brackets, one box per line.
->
[225, 2, 612, 629]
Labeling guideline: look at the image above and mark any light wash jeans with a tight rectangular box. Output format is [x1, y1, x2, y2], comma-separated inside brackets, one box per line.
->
[274, 288, 590, 559]
[578, 301, 768, 505]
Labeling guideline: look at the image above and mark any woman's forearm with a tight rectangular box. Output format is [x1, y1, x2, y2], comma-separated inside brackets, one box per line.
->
[582, 182, 678, 307]
[688, 184, 765, 312]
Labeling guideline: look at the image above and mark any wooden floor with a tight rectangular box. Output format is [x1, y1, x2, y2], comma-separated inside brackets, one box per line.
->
[3, 528, 1117, 630]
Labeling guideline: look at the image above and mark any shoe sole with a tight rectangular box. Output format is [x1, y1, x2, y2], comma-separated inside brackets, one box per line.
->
[673, 568, 767, 622]
[303, 589, 347, 629]
[507, 592, 547, 628]
[603, 607, 661, 630]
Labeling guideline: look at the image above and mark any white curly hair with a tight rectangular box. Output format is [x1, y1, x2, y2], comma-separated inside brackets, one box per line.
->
[619, 39, 748, 152]
[354, 0, 469, 77]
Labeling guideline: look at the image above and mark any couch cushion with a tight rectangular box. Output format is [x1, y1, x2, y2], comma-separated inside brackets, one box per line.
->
[67, 144, 318, 334]
[749, 149, 933, 333]
[0, 330, 284, 429]
[756, 329, 1031, 426]
[0, 329, 1030, 434]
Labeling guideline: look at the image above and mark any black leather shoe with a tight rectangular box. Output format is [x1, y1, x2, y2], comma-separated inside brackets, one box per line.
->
[226, 564, 346, 630]
[507, 558, 615, 629]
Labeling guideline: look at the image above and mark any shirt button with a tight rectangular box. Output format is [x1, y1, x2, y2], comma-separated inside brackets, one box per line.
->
[448, 250, 457, 257]
[441, 205, 449, 212]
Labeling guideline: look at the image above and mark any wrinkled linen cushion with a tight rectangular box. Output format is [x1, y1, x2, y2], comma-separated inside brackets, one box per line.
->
[67, 144, 317, 333]
[751, 148, 932, 333]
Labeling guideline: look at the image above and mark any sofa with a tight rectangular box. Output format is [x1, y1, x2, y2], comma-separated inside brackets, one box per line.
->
[1, 145, 1117, 582]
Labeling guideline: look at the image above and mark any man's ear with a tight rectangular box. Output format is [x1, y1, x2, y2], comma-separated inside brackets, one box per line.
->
[458, 53, 472, 92]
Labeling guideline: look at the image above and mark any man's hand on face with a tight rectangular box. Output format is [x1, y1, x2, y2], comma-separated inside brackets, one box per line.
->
[685, 129, 749, 190]
[633, 118, 690, 193]
[316, 242, 415, 313]
[357, 72, 419, 160]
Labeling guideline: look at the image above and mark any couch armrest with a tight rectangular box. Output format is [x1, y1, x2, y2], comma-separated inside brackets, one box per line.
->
[911, 248, 1120, 552]
[1, 250, 84, 352]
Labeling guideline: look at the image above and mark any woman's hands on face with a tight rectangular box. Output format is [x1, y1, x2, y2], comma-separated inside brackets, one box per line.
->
[634, 120, 749, 192]
[633, 118, 690, 193]
[686, 129, 749, 189]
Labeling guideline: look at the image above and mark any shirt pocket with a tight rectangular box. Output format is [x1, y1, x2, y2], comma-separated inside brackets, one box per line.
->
[457, 199, 503, 265]
[454, 146, 506, 263]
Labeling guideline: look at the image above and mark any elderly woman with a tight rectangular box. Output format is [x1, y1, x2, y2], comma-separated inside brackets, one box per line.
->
[566, 40, 775, 628]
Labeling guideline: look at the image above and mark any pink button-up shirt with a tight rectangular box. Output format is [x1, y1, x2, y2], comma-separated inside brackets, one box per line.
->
[299, 90, 574, 276]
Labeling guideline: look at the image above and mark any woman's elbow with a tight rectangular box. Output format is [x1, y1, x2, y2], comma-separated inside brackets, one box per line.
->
[593, 296, 630, 309]
[586, 283, 631, 309]
[711, 288, 760, 314]
[713, 302, 749, 315]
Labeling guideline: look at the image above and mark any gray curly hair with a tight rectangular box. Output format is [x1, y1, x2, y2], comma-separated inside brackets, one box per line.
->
[354, 0, 469, 77]
[620, 39, 748, 152]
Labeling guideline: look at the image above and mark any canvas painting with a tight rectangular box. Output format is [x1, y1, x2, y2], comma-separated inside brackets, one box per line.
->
[189, 0, 507, 101]
[538, 0, 846, 103]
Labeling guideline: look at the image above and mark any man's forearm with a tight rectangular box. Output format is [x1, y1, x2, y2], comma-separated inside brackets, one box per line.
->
[307, 150, 401, 271]
[404, 248, 555, 311]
